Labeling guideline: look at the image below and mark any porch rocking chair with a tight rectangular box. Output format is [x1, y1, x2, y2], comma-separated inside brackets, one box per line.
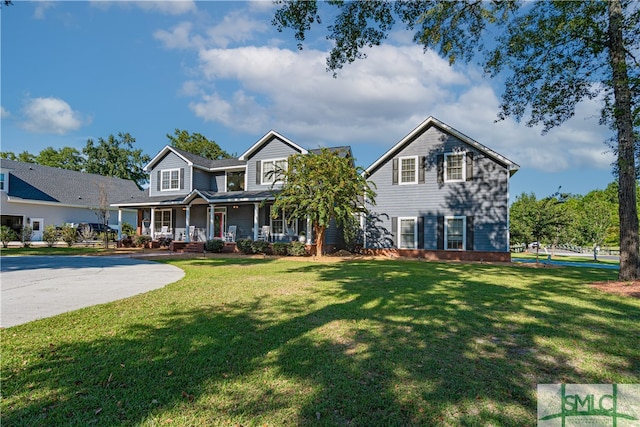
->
[224, 225, 237, 242]
[258, 225, 270, 242]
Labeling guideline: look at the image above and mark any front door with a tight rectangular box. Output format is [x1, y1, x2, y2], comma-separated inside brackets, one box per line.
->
[214, 212, 224, 239]
[31, 218, 44, 241]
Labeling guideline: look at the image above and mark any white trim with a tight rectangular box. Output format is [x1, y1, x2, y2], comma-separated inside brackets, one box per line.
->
[160, 168, 181, 191]
[398, 156, 418, 185]
[444, 152, 466, 182]
[0, 169, 7, 192]
[444, 216, 466, 251]
[260, 158, 288, 185]
[398, 216, 417, 249]
[239, 130, 307, 161]
[144, 145, 193, 172]
[364, 116, 519, 176]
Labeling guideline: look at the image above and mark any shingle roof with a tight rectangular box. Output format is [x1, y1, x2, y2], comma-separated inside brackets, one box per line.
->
[1, 159, 144, 206]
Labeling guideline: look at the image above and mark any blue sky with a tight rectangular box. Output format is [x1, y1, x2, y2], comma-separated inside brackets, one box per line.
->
[1, 1, 616, 201]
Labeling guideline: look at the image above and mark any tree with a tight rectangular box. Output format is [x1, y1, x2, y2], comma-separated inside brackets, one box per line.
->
[83, 132, 150, 189]
[0, 151, 36, 163]
[273, 0, 639, 279]
[270, 148, 376, 257]
[166, 129, 231, 160]
[36, 146, 84, 171]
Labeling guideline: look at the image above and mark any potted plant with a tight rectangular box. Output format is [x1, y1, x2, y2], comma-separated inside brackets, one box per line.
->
[298, 231, 306, 243]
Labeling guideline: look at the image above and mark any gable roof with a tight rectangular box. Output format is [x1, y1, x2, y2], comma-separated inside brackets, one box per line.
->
[1, 159, 144, 206]
[365, 116, 520, 176]
[144, 145, 245, 172]
[238, 130, 308, 161]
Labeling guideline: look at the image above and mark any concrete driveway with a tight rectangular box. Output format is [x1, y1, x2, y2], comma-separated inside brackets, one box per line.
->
[1, 256, 185, 328]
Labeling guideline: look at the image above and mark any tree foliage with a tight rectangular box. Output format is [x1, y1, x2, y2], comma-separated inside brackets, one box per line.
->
[274, 0, 640, 279]
[270, 148, 376, 257]
[166, 129, 231, 160]
[36, 146, 84, 171]
[83, 132, 150, 189]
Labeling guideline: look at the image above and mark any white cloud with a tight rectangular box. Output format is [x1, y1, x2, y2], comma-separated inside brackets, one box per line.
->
[154, 21, 197, 50]
[91, 0, 196, 15]
[20, 97, 88, 134]
[33, 0, 56, 19]
[1, 106, 11, 119]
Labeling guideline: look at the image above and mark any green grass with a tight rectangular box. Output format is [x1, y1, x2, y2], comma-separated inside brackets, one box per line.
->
[0, 246, 112, 256]
[2, 258, 638, 426]
[513, 252, 619, 265]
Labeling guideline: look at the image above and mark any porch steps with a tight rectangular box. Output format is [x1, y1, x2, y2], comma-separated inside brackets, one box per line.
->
[169, 241, 205, 253]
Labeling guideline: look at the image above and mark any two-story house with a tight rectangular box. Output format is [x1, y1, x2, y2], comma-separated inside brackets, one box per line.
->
[113, 116, 518, 260]
[113, 130, 344, 246]
[362, 116, 519, 261]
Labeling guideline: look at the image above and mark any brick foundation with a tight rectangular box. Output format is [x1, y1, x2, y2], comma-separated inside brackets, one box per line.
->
[363, 248, 511, 263]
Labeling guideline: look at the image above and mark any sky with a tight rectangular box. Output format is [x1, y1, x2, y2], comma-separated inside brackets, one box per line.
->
[1, 1, 617, 202]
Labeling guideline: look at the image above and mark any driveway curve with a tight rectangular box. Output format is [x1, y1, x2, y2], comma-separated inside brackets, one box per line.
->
[1, 256, 185, 328]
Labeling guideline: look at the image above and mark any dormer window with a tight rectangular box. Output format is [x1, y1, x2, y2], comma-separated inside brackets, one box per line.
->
[226, 171, 245, 192]
[161, 169, 181, 191]
[0, 172, 5, 191]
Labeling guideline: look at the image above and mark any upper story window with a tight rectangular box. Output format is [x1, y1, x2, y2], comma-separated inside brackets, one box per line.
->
[226, 171, 245, 192]
[399, 156, 418, 184]
[161, 169, 181, 191]
[0, 172, 5, 191]
[261, 159, 287, 185]
[444, 153, 466, 182]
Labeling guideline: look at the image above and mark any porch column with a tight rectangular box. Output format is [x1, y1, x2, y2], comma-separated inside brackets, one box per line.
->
[306, 217, 312, 244]
[185, 205, 191, 242]
[208, 204, 215, 240]
[253, 203, 259, 240]
[150, 208, 156, 238]
[117, 209, 123, 240]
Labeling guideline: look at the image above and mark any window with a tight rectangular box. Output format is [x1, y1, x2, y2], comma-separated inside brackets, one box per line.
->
[226, 171, 245, 192]
[399, 156, 417, 184]
[398, 217, 417, 249]
[271, 209, 297, 236]
[154, 209, 172, 231]
[261, 159, 287, 185]
[0, 172, 5, 191]
[161, 169, 181, 191]
[445, 216, 466, 250]
[444, 153, 465, 182]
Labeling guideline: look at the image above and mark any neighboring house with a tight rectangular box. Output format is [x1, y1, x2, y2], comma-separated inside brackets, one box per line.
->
[111, 117, 518, 260]
[112, 130, 348, 246]
[362, 116, 519, 261]
[0, 159, 143, 241]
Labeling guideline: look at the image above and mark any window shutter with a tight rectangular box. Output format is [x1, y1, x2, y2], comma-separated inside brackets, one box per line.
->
[437, 155, 444, 185]
[157, 171, 161, 191]
[437, 216, 444, 250]
[256, 161, 261, 185]
[417, 216, 424, 249]
[466, 152, 474, 181]
[391, 216, 398, 247]
[418, 156, 426, 184]
[180, 168, 185, 190]
[466, 216, 474, 251]
[392, 158, 398, 185]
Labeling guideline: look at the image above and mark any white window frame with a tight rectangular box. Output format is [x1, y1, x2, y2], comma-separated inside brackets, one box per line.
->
[398, 217, 417, 249]
[261, 158, 287, 185]
[0, 171, 6, 192]
[226, 170, 245, 192]
[399, 156, 418, 185]
[444, 216, 466, 251]
[154, 209, 173, 232]
[160, 168, 181, 191]
[444, 152, 466, 182]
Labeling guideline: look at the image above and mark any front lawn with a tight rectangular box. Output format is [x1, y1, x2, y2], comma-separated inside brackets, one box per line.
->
[2, 258, 638, 426]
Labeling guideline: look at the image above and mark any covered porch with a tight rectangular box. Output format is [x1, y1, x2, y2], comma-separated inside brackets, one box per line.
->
[115, 190, 312, 247]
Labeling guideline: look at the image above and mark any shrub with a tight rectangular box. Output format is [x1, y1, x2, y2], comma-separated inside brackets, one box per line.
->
[134, 235, 152, 248]
[60, 226, 77, 247]
[251, 240, 271, 255]
[121, 222, 135, 237]
[119, 236, 134, 248]
[21, 226, 33, 248]
[236, 239, 254, 255]
[77, 224, 95, 243]
[288, 241, 307, 256]
[43, 225, 59, 247]
[205, 239, 225, 253]
[272, 242, 289, 256]
[0, 225, 17, 248]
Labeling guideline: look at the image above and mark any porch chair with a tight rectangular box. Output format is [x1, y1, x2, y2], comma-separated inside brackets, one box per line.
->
[258, 225, 270, 241]
[188, 226, 196, 241]
[224, 225, 237, 242]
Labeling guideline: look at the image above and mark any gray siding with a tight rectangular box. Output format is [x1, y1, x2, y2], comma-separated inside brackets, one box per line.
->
[213, 173, 225, 192]
[193, 169, 210, 191]
[366, 126, 510, 252]
[246, 137, 304, 191]
[227, 205, 254, 239]
[148, 152, 191, 197]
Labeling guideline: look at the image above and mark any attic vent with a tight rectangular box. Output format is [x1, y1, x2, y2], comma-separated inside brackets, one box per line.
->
[78, 196, 82, 199]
